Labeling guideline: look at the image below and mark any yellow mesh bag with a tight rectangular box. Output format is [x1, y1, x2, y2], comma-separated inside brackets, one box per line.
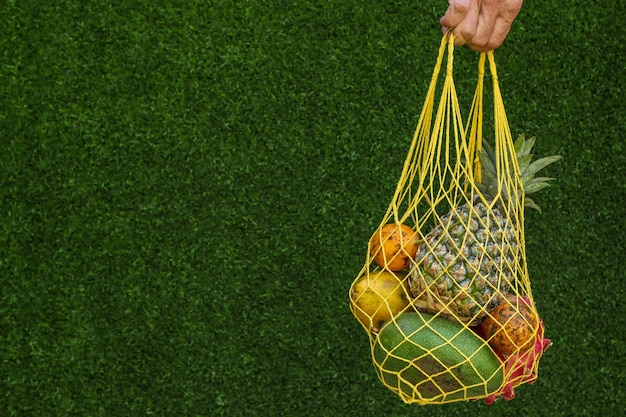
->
[349, 34, 553, 405]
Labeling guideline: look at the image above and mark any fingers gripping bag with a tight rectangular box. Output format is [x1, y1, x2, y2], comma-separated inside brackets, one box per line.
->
[349, 34, 557, 405]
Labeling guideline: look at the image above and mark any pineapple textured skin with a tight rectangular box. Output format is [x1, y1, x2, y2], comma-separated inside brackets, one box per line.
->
[408, 135, 560, 325]
[409, 200, 516, 325]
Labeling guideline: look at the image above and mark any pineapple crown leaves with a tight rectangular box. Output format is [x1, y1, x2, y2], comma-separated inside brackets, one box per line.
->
[477, 134, 562, 212]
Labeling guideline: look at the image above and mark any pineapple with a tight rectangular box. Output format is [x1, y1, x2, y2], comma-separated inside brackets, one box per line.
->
[408, 134, 561, 325]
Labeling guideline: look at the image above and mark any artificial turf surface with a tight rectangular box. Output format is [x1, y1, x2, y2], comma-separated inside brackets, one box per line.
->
[1, 1, 625, 416]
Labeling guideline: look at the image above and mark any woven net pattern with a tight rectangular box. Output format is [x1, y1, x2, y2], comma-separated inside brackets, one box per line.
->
[349, 35, 549, 405]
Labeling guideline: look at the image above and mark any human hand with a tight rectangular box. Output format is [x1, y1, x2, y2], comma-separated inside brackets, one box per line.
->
[441, 0, 523, 52]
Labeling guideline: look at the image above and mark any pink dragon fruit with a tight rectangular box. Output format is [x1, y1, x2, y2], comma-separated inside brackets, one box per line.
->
[482, 318, 552, 405]
[470, 296, 552, 405]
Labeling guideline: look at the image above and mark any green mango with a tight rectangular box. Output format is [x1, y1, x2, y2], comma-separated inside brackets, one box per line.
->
[373, 311, 503, 403]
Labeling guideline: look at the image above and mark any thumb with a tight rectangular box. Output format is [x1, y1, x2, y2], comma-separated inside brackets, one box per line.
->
[440, 0, 471, 29]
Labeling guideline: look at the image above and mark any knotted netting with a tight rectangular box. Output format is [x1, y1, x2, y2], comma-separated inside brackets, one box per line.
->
[349, 34, 552, 405]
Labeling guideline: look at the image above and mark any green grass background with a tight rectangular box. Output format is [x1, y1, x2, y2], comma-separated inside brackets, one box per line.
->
[2, 1, 625, 416]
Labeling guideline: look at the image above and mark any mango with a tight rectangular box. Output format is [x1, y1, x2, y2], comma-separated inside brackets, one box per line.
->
[369, 223, 420, 271]
[373, 311, 504, 404]
[350, 270, 410, 333]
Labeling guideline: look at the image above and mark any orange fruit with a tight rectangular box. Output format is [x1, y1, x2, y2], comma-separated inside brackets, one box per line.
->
[481, 295, 539, 355]
[369, 223, 420, 271]
[350, 270, 411, 333]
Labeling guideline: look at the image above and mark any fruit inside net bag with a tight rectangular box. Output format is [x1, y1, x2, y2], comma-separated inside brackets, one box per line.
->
[349, 34, 558, 405]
